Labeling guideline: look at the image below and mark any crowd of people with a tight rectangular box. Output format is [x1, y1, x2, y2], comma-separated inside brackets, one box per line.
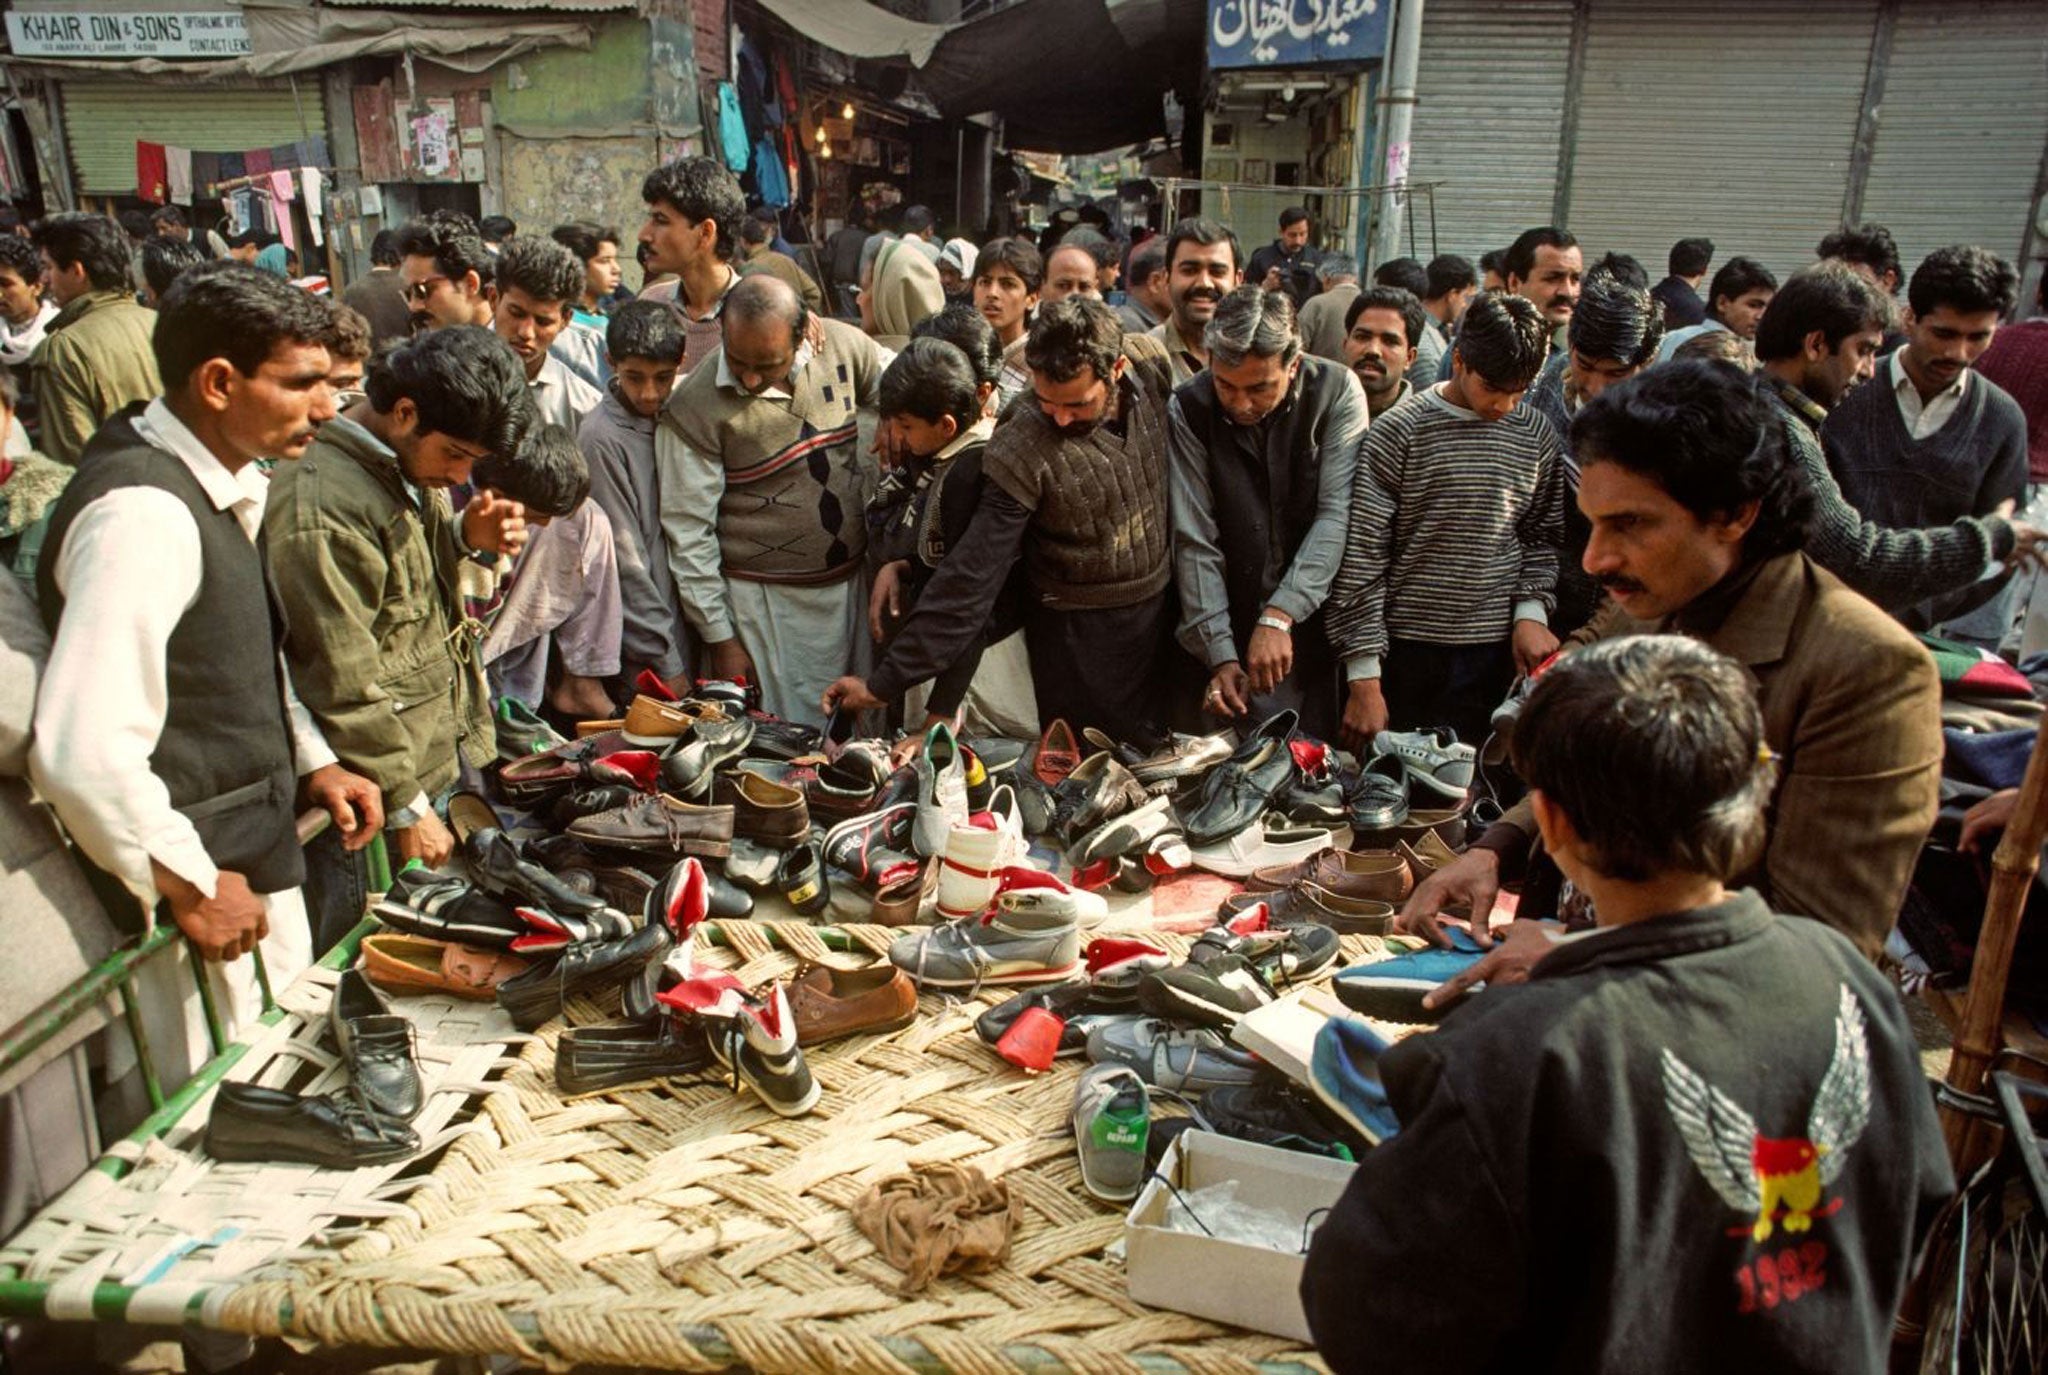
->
[3, 148, 2048, 1372]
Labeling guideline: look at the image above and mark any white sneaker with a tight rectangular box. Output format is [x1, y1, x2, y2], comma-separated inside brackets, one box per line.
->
[995, 865, 1109, 929]
[1370, 728, 1476, 803]
[1189, 815, 1335, 878]
[936, 784, 1025, 920]
[912, 721, 970, 857]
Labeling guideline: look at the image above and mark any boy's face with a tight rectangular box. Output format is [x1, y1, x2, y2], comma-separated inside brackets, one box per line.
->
[612, 354, 680, 419]
[492, 286, 572, 379]
[886, 411, 957, 458]
[0, 267, 40, 325]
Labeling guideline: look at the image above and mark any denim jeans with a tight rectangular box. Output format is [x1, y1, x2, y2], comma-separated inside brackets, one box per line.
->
[301, 824, 370, 957]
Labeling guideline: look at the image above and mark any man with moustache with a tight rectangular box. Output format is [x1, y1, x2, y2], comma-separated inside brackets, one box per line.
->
[1342, 286, 1425, 418]
[827, 297, 1179, 743]
[1149, 218, 1243, 385]
[1435, 228, 1584, 384]
[398, 212, 494, 335]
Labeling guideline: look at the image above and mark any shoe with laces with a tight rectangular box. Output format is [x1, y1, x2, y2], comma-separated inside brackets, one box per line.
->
[1084, 1016, 1261, 1092]
[936, 785, 1026, 920]
[1331, 928, 1487, 1023]
[1200, 1079, 1357, 1161]
[1072, 1063, 1151, 1202]
[701, 984, 820, 1116]
[1308, 1018, 1401, 1144]
[1369, 727, 1475, 804]
[993, 865, 1108, 929]
[1214, 903, 1343, 984]
[823, 801, 920, 891]
[1137, 948, 1276, 1030]
[887, 900, 1081, 990]
[912, 721, 971, 856]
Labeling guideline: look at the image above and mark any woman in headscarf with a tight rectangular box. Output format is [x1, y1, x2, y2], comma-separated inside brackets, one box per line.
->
[862, 238, 944, 350]
[936, 239, 978, 303]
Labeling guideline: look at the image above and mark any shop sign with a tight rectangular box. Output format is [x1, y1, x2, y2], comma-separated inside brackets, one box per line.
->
[1207, 0, 1387, 70]
[5, 8, 252, 58]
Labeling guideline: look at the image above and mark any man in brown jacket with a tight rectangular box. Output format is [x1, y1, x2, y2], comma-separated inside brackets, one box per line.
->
[1403, 360, 1940, 972]
[29, 214, 160, 464]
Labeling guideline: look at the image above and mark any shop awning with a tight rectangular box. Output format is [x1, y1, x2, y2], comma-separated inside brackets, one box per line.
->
[916, 0, 1205, 153]
[753, 0, 951, 66]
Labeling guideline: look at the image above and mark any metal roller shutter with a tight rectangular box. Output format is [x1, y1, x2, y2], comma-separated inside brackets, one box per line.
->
[1404, 0, 1575, 263]
[1857, 0, 2048, 279]
[63, 84, 324, 197]
[1567, 0, 1878, 283]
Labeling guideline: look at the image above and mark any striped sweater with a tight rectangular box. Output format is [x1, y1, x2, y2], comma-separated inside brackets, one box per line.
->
[1325, 384, 1565, 672]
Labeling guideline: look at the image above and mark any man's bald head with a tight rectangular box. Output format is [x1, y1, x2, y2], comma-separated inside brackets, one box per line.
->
[722, 273, 809, 395]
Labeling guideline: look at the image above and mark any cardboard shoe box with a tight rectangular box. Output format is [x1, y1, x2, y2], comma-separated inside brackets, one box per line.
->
[1123, 1129, 1357, 1341]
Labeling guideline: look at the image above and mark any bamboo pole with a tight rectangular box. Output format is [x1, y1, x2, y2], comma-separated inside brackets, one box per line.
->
[1941, 709, 2048, 1170]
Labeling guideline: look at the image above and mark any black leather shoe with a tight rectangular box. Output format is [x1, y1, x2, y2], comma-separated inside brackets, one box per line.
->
[549, 784, 642, 829]
[660, 717, 756, 798]
[330, 968, 422, 1121]
[466, 828, 609, 917]
[373, 868, 525, 950]
[1048, 753, 1149, 845]
[556, 1019, 712, 1094]
[741, 714, 824, 760]
[204, 1081, 420, 1166]
[496, 921, 674, 1031]
[1180, 710, 1299, 846]
[777, 840, 831, 916]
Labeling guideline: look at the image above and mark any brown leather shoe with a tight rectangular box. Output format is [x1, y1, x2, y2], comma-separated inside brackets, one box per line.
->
[787, 964, 918, 1045]
[1394, 805, 1467, 849]
[1221, 884, 1396, 935]
[713, 770, 810, 847]
[361, 934, 529, 1000]
[1248, 848, 1413, 904]
[566, 792, 736, 858]
[1398, 830, 1461, 884]
[622, 694, 724, 747]
[870, 859, 936, 926]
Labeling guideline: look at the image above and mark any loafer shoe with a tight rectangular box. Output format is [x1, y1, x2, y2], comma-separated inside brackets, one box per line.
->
[660, 717, 757, 798]
[1391, 805, 1469, 850]
[330, 968, 422, 1121]
[1048, 751, 1150, 845]
[777, 840, 831, 917]
[566, 792, 736, 859]
[787, 963, 918, 1045]
[1188, 815, 1334, 878]
[1250, 848, 1414, 906]
[1345, 754, 1411, 833]
[1331, 928, 1487, 1023]
[1072, 1063, 1150, 1202]
[1398, 830, 1461, 885]
[703, 984, 819, 1116]
[911, 721, 970, 857]
[889, 896, 1082, 989]
[622, 694, 722, 748]
[1220, 885, 1396, 935]
[556, 1018, 711, 1095]
[1032, 718, 1082, 784]
[1127, 731, 1233, 791]
[373, 867, 525, 951]
[498, 731, 655, 805]
[206, 1082, 420, 1167]
[1084, 1017, 1260, 1092]
[361, 934, 527, 1000]
[713, 770, 810, 848]
[1308, 1018, 1401, 1144]
[1067, 793, 1173, 868]
[739, 713, 825, 761]
[1178, 709, 1299, 846]
[870, 861, 934, 926]
[464, 827, 609, 918]
[496, 921, 674, 1031]
[1370, 727, 1475, 804]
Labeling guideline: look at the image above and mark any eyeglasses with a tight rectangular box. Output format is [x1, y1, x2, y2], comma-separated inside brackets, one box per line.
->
[403, 275, 448, 303]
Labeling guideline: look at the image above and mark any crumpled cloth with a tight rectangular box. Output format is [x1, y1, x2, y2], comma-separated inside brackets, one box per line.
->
[851, 1162, 1020, 1292]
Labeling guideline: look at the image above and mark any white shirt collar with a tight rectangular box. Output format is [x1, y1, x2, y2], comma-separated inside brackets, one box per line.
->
[1424, 380, 1482, 421]
[713, 335, 817, 400]
[1891, 347, 1969, 403]
[134, 397, 269, 518]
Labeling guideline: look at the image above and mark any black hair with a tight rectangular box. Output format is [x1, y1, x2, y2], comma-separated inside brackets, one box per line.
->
[1907, 244, 2019, 319]
[479, 215, 517, 242]
[605, 298, 685, 365]
[117, 210, 151, 241]
[1510, 635, 1773, 884]
[901, 204, 936, 236]
[738, 214, 772, 247]
[1570, 271, 1665, 368]
[369, 228, 401, 268]
[1453, 291, 1550, 390]
[1025, 296, 1122, 385]
[1372, 257, 1427, 296]
[224, 228, 268, 251]
[1278, 207, 1310, 231]
[152, 260, 335, 388]
[1669, 237, 1714, 278]
[640, 156, 747, 262]
[1589, 252, 1649, 291]
[550, 221, 619, 265]
[31, 213, 132, 292]
[1164, 216, 1243, 273]
[475, 422, 588, 520]
[1502, 226, 1578, 285]
[1569, 359, 1813, 558]
[0, 235, 39, 284]
[879, 336, 981, 432]
[149, 205, 188, 231]
[1706, 257, 1777, 317]
[325, 303, 371, 362]
[974, 236, 1044, 294]
[1753, 260, 1893, 362]
[911, 301, 1002, 386]
[1345, 285, 1426, 350]
[1425, 254, 1476, 299]
[1478, 248, 1507, 278]
[396, 213, 492, 286]
[141, 237, 208, 300]
[1818, 223, 1901, 287]
[1060, 228, 1117, 268]
[493, 235, 583, 305]
[363, 324, 533, 455]
[1127, 237, 1167, 286]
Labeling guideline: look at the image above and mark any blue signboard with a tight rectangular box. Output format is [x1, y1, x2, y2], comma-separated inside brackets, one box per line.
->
[1208, 0, 1390, 70]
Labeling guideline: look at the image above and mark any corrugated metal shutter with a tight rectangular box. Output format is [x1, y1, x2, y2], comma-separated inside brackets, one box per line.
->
[1567, 0, 1877, 284]
[63, 84, 324, 197]
[1403, 0, 1574, 263]
[1858, 0, 2048, 278]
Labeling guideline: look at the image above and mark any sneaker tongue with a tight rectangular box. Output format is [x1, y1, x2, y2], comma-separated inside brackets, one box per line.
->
[1288, 738, 1329, 777]
[1226, 901, 1273, 936]
[1086, 936, 1169, 976]
[635, 668, 680, 702]
[656, 969, 748, 1016]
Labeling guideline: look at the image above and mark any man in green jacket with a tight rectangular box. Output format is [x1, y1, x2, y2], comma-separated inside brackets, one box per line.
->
[29, 213, 160, 464]
[266, 328, 532, 939]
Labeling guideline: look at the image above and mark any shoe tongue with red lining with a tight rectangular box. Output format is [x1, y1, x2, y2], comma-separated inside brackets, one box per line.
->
[595, 750, 661, 791]
[1225, 901, 1273, 936]
[635, 669, 680, 702]
[1070, 859, 1118, 892]
[655, 970, 747, 1016]
[751, 986, 788, 1038]
[511, 906, 570, 953]
[1086, 936, 1168, 977]
[1289, 739, 1329, 777]
[663, 857, 709, 939]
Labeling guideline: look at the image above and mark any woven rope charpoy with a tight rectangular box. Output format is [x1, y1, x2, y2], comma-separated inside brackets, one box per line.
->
[23, 915, 1399, 1372]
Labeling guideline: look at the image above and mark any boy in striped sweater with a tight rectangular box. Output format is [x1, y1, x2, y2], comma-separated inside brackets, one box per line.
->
[1327, 291, 1564, 752]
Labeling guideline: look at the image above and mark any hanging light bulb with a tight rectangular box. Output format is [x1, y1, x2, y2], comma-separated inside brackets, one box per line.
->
[820, 142, 832, 159]
[841, 101, 855, 120]
[816, 124, 827, 143]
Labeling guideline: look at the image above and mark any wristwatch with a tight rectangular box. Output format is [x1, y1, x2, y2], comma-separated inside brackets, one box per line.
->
[1255, 615, 1292, 634]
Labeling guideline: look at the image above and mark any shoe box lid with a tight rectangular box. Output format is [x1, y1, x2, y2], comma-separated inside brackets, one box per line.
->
[1124, 1128, 1357, 1343]
[1228, 987, 1355, 1090]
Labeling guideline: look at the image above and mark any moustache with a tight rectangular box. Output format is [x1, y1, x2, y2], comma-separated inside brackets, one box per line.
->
[1352, 357, 1386, 376]
[1184, 289, 1221, 303]
[1596, 575, 1646, 596]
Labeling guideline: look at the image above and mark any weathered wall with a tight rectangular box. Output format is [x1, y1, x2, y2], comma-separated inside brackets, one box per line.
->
[498, 134, 655, 288]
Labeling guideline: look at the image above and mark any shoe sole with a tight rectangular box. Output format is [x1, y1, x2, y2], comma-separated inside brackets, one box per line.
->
[798, 1006, 918, 1047]
[901, 958, 1081, 989]
[622, 729, 689, 748]
[1331, 975, 1454, 1024]
[1138, 978, 1264, 1030]
[1305, 1075, 1394, 1146]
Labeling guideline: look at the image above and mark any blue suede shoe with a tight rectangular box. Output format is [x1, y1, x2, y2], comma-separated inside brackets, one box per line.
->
[1308, 1018, 1401, 1145]
[1331, 928, 1488, 1024]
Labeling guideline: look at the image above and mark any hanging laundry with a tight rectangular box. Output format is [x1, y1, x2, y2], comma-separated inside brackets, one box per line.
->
[269, 144, 298, 171]
[218, 151, 246, 183]
[268, 171, 297, 253]
[192, 151, 221, 197]
[165, 146, 193, 204]
[716, 83, 750, 173]
[135, 141, 168, 203]
[299, 168, 325, 247]
[752, 137, 790, 208]
[245, 147, 273, 178]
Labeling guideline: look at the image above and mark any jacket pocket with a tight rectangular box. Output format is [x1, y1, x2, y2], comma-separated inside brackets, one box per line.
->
[379, 655, 454, 715]
[178, 774, 281, 823]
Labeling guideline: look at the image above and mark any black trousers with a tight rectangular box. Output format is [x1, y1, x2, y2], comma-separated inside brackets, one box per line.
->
[1025, 592, 1172, 749]
[1381, 636, 1515, 753]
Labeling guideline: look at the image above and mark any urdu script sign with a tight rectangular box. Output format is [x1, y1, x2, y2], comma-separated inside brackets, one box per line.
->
[1207, 0, 1388, 69]
[6, 8, 252, 57]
